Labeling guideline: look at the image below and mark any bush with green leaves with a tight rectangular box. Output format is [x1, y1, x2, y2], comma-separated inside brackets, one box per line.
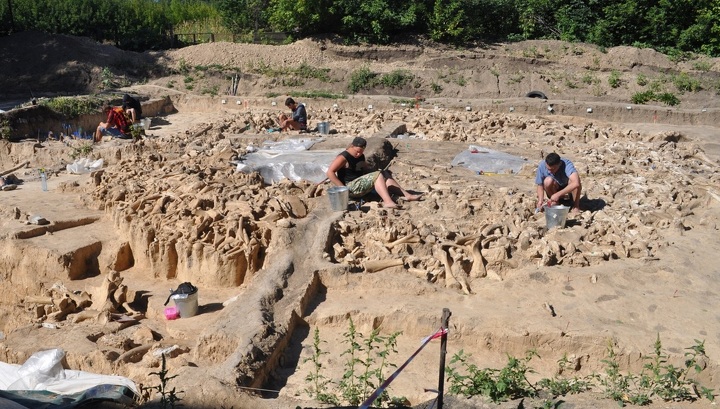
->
[446, 336, 714, 406]
[446, 350, 538, 402]
[608, 70, 622, 88]
[380, 70, 414, 88]
[41, 97, 105, 118]
[631, 91, 680, 106]
[348, 66, 378, 93]
[0, 117, 11, 140]
[599, 336, 714, 406]
[303, 318, 402, 407]
[672, 72, 702, 92]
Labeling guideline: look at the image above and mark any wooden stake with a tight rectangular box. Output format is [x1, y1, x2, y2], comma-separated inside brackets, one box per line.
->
[438, 308, 451, 409]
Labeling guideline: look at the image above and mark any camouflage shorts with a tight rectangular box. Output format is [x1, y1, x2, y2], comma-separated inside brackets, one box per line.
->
[347, 171, 380, 198]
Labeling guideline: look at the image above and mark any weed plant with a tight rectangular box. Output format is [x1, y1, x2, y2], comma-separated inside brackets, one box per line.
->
[380, 70, 414, 88]
[141, 354, 183, 409]
[608, 70, 622, 88]
[672, 72, 702, 92]
[446, 335, 714, 406]
[42, 96, 105, 118]
[69, 143, 93, 160]
[349, 65, 378, 93]
[288, 90, 346, 99]
[0, 117, 11, 140]
[446, 350, 538, 402]
[304, 327, 338, 404]
[303, 318, 402, 407]
[631, 91, 680, 106]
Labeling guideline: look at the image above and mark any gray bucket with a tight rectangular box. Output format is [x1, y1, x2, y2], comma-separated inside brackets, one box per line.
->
[544, 205, 570, 229]
[172, 291, 199, 318]
[317, 121, 330, 135]
[327, 186, 349, 211]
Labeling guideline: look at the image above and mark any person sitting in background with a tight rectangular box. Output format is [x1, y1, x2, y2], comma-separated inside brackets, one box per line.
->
[535, 152, 582, 213]
[94, 104, 129, 142]
[278, 97, 307, 131]
[326, 137, 421, 209]
[122, 94, 142, 123]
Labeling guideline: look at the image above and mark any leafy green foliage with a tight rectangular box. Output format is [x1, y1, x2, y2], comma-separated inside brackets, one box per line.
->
[69, 142, 93, 160]
[302, 318, 402, 407]
[348, 66, 378, 93]
[631, 91, 680, 106]
[599, 337, 714, 406]
[608, 70, 622, 88]
[41, 97, 105, 118]
[4, 0, 720, 57]
[672, 72, 702, 92]
[446, 350, 538, 402]
[0, 117, 11, 140]
[304, 327, 338, 405]
[446, 336, 714, 406]
[380, 70, 414, 88]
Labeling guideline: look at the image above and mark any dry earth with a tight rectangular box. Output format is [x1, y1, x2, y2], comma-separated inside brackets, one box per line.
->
[0, 32, 719, 409]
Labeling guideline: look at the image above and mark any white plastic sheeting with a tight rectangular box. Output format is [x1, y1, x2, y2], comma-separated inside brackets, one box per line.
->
[451, 145, 528, 174]
[236, 137, 336, 184]
[0, 348, 138, 408]
[66, 158, 104, 174]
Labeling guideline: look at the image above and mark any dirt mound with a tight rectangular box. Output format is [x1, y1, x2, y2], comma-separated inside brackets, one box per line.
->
[0, 30, 157, 98]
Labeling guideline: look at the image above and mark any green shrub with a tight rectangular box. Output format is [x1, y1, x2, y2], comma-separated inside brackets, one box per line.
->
[42, 96, 105, 118]
[0, 117, 11, 140]
[380, 69, 413, 88]
[295, 63, 331, 82]
[630, 91, 680, 106]
[348, 66, 378, 93]
[632, 91, 655, 104]
[692, 60, 712, 71]
[430, 82, 443, 93]
[672, 72, 701, 92]
[637, 73, 648, 86]
[447, 350, 538, 402]
[656, 92, 680, 106]
[608, 70, 622, 88]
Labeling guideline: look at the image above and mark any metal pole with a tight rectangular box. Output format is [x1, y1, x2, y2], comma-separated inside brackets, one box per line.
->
[438, 308, 451, 409]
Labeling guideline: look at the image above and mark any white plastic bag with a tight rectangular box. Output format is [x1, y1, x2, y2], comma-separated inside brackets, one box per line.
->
[66, 158, 104, 174]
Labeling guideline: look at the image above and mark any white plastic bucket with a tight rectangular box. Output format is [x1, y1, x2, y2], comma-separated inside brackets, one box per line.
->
[171, 292, 198, 318]
[327, 186, 349, 211]
[544, 205, 570, 229]
[141, 118, 151, 131]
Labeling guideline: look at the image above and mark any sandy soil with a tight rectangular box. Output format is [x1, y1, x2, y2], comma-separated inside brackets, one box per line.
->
[0, 31, 719, 409]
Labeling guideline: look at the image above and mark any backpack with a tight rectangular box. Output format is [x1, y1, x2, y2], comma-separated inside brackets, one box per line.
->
[164, 282, 198, 306]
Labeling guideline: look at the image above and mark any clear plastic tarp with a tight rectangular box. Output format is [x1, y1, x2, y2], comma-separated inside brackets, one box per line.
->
[236, 137, 335, 184]
[0, 348, 138, 408]
[451, 145, 528, 174]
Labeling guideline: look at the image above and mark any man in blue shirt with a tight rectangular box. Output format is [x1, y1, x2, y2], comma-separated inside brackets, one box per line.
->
[535, 152, 582, 213]
[279, 97, 307, 131]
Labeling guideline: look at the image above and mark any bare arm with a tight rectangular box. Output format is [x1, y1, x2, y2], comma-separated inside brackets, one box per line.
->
[536, 184, 545, 209]
[326, 155, 348, 187]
